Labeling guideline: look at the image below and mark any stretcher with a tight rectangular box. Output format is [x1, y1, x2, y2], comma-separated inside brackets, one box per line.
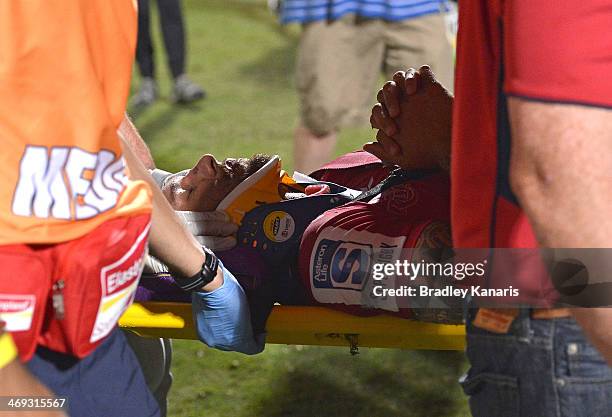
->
[119, 303, 466, 353]
[129, 158, 465, 352]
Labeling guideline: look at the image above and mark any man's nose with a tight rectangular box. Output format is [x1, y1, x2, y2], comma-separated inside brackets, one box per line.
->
[180, 155, 217, 189]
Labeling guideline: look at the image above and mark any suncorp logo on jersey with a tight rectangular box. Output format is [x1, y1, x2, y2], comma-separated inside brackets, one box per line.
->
[312, 238, 372, 290]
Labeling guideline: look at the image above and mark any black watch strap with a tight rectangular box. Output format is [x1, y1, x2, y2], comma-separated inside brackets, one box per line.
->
[174, 247, 219, 292]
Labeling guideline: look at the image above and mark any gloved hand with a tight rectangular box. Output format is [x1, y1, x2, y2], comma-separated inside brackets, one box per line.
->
[191, 262, 265, 355]
[175, 211, 238, 251]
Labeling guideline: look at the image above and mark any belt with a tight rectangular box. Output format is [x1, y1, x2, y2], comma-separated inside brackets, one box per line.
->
[472, 308, 572, 334]
[531, 308, 572, 320]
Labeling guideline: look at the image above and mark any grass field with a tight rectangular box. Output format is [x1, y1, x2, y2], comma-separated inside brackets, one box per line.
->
[130, 1, 469, 416]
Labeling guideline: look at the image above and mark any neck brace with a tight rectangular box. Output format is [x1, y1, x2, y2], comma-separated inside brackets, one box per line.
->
[217, 155, 298, 224]
[150, 155, 297, 227]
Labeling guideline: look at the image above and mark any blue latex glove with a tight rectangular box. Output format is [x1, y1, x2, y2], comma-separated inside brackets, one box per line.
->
[191, 262, 265, 355]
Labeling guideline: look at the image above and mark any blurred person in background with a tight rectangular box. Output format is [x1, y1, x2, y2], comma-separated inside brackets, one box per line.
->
[132, 0, 205, 106]
[278, 0, 454, 174]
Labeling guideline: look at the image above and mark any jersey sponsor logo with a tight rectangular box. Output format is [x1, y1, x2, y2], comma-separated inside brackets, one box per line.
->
[90, 222, 150, 343]
[263, 210, 295, 243]
[0, 294, 35, 332]
[309, 226, 407, 311]
[312, 239, 372, 290]
[12, 146, 127, 220]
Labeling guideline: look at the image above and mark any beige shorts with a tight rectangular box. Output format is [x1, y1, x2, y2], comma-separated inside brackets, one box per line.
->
[296, 13, 454, 135]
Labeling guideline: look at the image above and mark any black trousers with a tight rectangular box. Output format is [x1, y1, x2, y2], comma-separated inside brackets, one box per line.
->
[136, 0, 186, 79]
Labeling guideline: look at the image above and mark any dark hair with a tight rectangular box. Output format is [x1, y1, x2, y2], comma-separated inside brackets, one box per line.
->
[243, 154, 273, 178]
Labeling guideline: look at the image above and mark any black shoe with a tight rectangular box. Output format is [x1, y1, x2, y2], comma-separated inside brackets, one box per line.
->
[172, 75, 206, 103]
[130, 77, 157, 107]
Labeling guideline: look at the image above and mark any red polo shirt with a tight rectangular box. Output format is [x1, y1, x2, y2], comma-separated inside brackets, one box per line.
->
[452, 0, 612, 249]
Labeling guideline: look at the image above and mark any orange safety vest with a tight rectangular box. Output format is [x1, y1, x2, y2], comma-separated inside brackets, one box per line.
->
[0, 0, 151, 245]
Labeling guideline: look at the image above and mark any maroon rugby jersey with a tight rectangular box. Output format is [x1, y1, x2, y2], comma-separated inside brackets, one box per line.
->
[300, 151, 451, 318]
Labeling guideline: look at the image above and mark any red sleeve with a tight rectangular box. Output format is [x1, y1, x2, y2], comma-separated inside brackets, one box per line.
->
[504, 0, 612, 108]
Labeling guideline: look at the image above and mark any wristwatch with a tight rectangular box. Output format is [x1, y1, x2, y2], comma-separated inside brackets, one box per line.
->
[174, 247, 219, 292]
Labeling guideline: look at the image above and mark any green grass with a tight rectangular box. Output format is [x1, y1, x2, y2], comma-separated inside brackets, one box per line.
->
[170, 343, 468, 417]
[130, 0, 375, 174]
[130, 1, 469, 416]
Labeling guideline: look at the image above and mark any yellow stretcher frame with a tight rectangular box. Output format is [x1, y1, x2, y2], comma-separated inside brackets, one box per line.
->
[119, 303, 466, 352]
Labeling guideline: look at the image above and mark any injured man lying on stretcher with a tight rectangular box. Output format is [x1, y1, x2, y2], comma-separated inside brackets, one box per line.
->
[136, 149, 463, 341]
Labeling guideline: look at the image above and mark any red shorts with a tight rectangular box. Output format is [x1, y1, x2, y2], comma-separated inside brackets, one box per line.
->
[0, 214, 151, 361]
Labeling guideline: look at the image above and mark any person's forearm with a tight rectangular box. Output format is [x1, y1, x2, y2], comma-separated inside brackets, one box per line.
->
[508, 99, 612, 247]
[508, 98, 612, 364]
[118, 135, 222, 291]
[119, 113, 156, 170]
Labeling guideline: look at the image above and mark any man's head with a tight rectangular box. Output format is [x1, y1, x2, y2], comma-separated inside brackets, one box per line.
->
[160, 153, 273, 211]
